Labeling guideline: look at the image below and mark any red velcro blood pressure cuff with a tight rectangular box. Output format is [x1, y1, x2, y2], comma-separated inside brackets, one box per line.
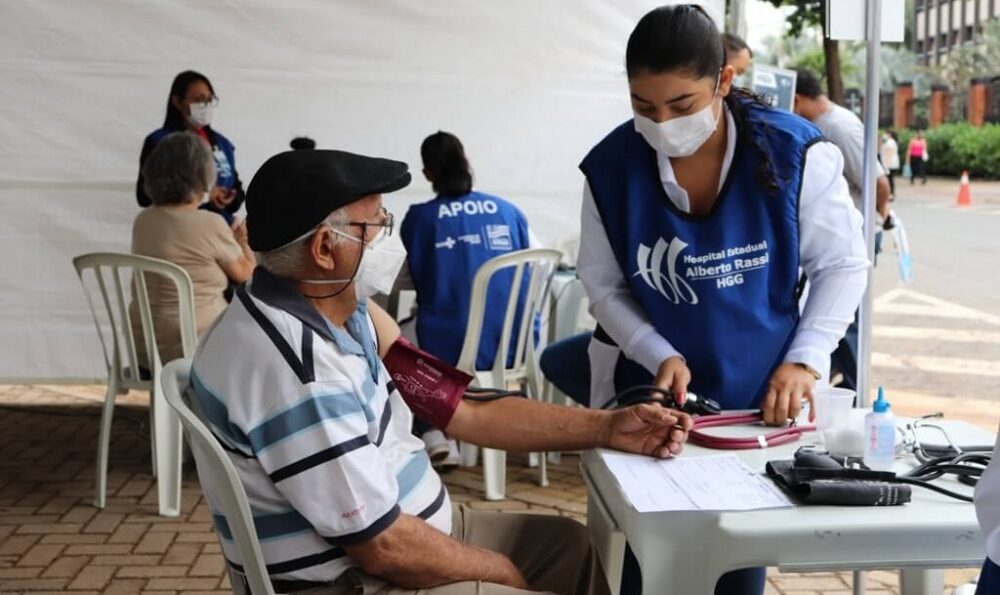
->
[382, 337, 472, 430]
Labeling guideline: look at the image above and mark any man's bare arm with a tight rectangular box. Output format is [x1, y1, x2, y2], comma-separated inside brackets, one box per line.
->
[343, 515, 527, 589]
[446, 398, 689, 458]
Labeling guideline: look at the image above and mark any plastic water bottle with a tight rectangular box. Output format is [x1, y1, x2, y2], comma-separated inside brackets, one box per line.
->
[864, 387, 896, 471]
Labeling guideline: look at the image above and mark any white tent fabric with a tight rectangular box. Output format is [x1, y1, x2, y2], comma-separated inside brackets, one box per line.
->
[0, 0, 723, 380]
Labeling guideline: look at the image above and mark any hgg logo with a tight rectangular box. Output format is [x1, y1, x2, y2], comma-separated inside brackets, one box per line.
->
[635, 237, 698, 304]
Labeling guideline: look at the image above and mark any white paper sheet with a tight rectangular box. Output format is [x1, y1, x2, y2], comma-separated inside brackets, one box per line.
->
[601, 452, 792, 513]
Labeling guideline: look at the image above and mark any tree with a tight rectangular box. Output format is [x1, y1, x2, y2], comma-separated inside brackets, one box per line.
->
[763, 0, 844, 103]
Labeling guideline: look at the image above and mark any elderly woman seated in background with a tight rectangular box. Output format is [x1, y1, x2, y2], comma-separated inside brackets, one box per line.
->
[130, 132, 255, 367]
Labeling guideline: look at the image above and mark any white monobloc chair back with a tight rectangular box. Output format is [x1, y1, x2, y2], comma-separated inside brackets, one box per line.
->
[456, 248, 562, 500]
[73, 252, 196, 516]
[160, 359, 274, 595]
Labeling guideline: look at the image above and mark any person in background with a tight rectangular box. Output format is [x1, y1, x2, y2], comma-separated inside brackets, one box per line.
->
[290, 136, 317, 150]
[880, 130, 900, 200]
[793, 68, 890, 393]
[793, 69, 891, 219]
[130, 132, 255, 368]
[721, 32, 752, 78]
[399, 131, 536, 468]
[137, 70, 244, 224]
[906, 129, 929, 185]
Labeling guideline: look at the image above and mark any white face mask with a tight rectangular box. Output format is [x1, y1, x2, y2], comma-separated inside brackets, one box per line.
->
[189, 102, 213, 128]
[300, 228, 407, 299]
[633, 75, 722, 158]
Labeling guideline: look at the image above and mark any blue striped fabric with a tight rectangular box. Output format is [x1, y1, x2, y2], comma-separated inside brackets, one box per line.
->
[247, 391, 365, 454]
[189, 274, 451, 583]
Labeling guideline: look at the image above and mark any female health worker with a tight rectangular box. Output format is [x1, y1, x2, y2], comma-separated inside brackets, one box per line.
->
[548, 5, 870, 593]
[137, 70, 245, 224]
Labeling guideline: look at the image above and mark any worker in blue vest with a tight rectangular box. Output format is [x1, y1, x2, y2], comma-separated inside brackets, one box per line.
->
[137, 71, 244, 225]
[400, 131, 535, 466]
[541, 6, 868, 595]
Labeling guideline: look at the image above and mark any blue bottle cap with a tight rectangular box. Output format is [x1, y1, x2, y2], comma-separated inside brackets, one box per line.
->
[873, 386, 891, 413]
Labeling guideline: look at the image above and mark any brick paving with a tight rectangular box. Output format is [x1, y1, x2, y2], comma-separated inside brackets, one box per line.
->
[0, 384, 984, 594]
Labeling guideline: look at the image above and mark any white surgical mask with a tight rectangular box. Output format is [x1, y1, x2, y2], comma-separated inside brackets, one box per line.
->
[189, 102, 213, 128]
[633, 75, 722, 158]
[300, 228, 406, 299]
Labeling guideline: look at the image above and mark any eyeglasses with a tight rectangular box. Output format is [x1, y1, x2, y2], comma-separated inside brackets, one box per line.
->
[275, 206, 395, 252]
[346, 206, 394, 242]
[187, 96, 220, 108]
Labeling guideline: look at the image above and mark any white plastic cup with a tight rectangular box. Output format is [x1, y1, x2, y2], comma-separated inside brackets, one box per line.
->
[812, 387, 856, 445]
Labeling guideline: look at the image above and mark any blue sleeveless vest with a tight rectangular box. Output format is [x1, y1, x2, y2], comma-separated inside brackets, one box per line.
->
[581, 102, 823, 409]
[399, 191, 532, 370]
[149, 127, 237, 190]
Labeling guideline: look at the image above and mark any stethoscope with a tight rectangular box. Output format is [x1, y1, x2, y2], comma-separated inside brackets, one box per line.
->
[602, 386, 816, 450]
[895, 412, 993, 493]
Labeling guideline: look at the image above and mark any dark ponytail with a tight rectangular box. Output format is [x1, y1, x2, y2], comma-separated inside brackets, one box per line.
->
[421, 131, 473, 197]
[625, 5, 779, 195]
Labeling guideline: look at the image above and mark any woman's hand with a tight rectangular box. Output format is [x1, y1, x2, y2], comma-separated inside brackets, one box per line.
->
[761, 363, 816, 426]
[210, 186, 236, 210]
[231, 218, 249, 246]
[653, 356, 691, 405]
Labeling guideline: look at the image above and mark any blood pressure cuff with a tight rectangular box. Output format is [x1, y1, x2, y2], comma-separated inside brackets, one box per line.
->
[382, 337, 472, 430]
[765, 450, 912, 506]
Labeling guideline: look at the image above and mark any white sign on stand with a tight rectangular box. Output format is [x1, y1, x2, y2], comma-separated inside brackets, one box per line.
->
[826, 0, 905, 42]
[751, 65, 797, 112]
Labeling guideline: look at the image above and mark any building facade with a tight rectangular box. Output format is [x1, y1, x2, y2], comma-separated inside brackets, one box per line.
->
[913, 0, 998, 65]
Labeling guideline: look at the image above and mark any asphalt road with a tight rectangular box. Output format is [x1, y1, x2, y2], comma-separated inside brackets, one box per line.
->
[868, 176, 1000, 408]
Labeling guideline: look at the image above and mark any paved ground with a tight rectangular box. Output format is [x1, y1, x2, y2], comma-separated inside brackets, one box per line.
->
[870, 175, 1000, 427]
[1, 176, 996, 595]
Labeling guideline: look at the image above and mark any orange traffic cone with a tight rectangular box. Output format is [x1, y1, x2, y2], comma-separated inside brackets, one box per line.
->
[957, 171, 972, 207]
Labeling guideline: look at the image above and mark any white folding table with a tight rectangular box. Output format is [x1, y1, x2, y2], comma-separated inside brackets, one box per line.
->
[583, 420, 993, 595]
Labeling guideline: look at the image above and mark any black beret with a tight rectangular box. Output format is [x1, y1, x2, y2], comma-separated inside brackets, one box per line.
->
[247, 149, 410, 252]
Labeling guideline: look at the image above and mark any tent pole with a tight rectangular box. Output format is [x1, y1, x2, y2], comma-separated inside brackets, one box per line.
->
[857, 0, 882, 410]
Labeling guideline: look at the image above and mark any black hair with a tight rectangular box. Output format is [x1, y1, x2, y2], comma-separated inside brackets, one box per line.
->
[721, 32, 752, 59]
[163, 70, 215, 130]
[626, 5, 724, 80]
[626, 5, 779, 194]
[794, 69, 823, 99]
[421, 131, 473, 197]
[290, 136, 316, 150]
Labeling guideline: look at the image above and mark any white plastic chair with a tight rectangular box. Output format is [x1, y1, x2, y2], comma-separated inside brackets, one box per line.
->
[160, 359, 274, 595]
[457, 248, 562, 500]
[73, 252, 195, 517]
[542, 273, 590, 466]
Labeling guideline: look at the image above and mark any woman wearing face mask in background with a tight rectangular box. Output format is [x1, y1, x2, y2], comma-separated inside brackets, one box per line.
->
[136, 70, 245, 224]
[540, 6, 868, 593]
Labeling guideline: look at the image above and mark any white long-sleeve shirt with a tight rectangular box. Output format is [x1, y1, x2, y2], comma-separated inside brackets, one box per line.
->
[577, 107, 870, 381]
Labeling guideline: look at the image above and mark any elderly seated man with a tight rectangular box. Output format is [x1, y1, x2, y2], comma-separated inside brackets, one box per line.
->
[190, 149, 691, 595]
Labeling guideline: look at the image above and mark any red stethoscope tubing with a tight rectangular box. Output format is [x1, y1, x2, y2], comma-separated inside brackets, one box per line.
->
[688, 412, 816, 450]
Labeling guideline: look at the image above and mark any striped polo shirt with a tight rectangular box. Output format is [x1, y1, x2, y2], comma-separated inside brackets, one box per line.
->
[190, 267, 450, 582]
